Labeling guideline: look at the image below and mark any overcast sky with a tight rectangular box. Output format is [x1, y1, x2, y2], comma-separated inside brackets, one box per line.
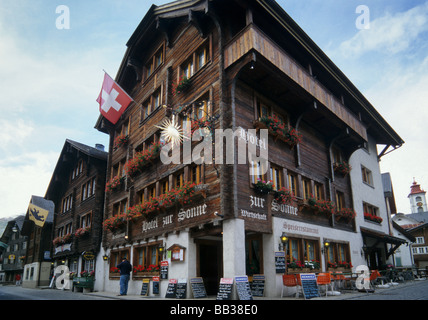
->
[0, 0, 427, 219]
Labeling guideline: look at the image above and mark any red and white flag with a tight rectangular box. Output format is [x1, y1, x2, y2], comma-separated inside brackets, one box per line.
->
[97, 72, 133, 124]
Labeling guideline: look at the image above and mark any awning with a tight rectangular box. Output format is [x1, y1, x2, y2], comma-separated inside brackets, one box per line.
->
[361, 227, 407, 258]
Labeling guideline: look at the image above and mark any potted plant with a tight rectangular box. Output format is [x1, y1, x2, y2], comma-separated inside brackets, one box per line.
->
[113, 134, 129, 149]
[333, 161, 352, 176]
[253, 179, 274, 195]
[172, 76, 191, 95]
[336, 207, 356, 223]
[274, 187, 296, 205]
[364, 212, 383, 223]
[255, 114, 302, 147]
[105, 175, 126, 192]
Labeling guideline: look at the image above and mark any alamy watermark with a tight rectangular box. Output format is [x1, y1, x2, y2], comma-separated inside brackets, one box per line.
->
[356, 5, 370, 30]
[159, 124, 269, 176]
[56, 5, 70, 30]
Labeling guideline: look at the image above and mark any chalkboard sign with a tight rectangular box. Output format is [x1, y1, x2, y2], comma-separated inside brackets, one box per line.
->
[235, 276, 253, 300]
[216, 278, 233, 300]
[299, 273, 320, 300]
[251, 274, 265, 297]
[275, 251, 286, 274]
[165, 279, 177, 298]
[152, 276, 160, 295]
[140, 278, 150, 296]
[176, 278, 187, 299]
[160, 261, 169, 280]
[190, 277, 207, 298]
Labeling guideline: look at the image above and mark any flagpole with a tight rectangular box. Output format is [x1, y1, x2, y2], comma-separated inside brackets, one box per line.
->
[102, 69, 135, 102]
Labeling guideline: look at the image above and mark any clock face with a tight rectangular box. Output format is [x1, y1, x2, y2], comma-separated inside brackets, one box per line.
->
[417, 202, 423, 207]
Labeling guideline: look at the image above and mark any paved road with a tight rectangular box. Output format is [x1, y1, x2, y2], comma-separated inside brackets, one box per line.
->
[344, 279, 428, 300]
[0, 285, 112, 300]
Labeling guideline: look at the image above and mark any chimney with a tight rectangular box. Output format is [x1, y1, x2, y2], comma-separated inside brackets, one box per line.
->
[95, 144, 105, 151]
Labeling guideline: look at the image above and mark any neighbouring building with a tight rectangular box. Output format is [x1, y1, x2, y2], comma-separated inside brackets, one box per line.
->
[95, 0, 404, 298]
[45, 139, 107, 286]
[408, 179, 427, 213]
[21, 196, 55, 288]
[0, 215, 27, 284]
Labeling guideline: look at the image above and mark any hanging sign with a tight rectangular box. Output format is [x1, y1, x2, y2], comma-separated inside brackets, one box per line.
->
[160, 261, 169, 279]
[275, 251, 286, 274]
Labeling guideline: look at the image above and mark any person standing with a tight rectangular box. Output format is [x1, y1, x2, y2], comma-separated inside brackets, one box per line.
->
[117, 257, 132, 295]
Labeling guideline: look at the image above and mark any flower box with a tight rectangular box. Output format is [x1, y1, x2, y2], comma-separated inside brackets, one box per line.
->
[105, 176, 126, 192]
[335, 208, 356, 223]
[124, 141, 164, 178]
[273, 187, 296, 205]
[252, 179, 274, 195]
[113, 134, 129, 149]
[172, 76, 191, 95]
[364, 212, 383, 224]
[333, 161, 352, 176]
[253, 115, 302, 147]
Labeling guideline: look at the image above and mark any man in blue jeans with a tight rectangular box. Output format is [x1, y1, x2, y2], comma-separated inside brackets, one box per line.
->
[117, 257, 132, 295]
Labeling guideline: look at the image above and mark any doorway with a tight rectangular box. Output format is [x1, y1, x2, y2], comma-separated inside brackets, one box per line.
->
[197, 240, 223, 295]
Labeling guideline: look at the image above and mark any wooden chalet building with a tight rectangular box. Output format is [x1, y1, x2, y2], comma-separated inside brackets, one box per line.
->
[45, 139, 107, 283]
[95, 0, 404, 297]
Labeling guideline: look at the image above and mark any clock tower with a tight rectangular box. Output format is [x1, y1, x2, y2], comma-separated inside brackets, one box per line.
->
[408, 179, 427, 213]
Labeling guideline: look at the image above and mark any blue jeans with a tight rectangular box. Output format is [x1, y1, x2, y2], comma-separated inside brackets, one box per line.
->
[119, 274, 130, 295]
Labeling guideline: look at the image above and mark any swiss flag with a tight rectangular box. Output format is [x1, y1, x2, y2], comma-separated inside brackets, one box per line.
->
[97, 72, 133, 124]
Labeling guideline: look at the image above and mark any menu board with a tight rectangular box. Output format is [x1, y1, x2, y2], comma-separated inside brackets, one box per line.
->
[275, 251, 286, 274]
[216, 278, 233, 300]
[235, 276, 253, 300]
[165, 279, 177, 298]
[176, 278, 187, 299]
[140, 278, 150, 296]
[299, 273, 320, 300]
[190, 277, 207, 299]
[251, 274, 265, 297]
[152, 276, 160, 295]
[160, 261, 169, 280]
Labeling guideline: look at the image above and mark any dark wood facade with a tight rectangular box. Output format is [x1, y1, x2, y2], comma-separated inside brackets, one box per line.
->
[95, 0, 403, 286]
[45, 140, 107, 270]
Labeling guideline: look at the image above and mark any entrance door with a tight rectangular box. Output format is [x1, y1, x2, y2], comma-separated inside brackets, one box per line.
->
[198, 240, 222, 295]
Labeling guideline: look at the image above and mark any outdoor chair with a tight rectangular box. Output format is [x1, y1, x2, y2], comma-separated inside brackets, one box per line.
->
[281, 274, 302, 298]
[316, 273, 333, 297]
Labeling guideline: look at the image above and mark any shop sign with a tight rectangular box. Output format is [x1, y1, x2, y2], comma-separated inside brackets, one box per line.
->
[178, 204, 208, 222]
[271, 199, 298, 216]
[240, 209, 267, 221]
[282, 222, 319, 235]
[54, 243, 71, 254]
[83, 251, 95, 261]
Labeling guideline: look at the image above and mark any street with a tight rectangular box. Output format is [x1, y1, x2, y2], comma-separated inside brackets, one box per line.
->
[1, 279, 427, 300]
[0, 285, 112, 300]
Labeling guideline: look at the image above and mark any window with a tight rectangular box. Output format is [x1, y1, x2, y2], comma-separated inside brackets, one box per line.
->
[72, 160, 83, 180]
[250, 159, 267, 184]
[361, 166, 373, 186]
[287, 172, 298, 196]
[180, 41, 210, 79]
[133, 243, 162, 274]
[110, 249, 130, 275]
[314, 182, 324, 200]
[246, 234, 263, 276]
[325, 242, 351, 267]
[190, 164, 202, 185]
[82, 177, 96, 201]
[175, 170, 184, 188]
[141, 88, 163, 122]
[416, 237, 425, 244]
[145, 46, 164, 79]
[256, 98, 289, 124]
[270, 165, 282, 191]
[80, 212, 92, 229]
[112, 158, 127, 179]
[112, 198, 128, 217]
[335, 191, 345, 210]
[62, 194, 73, 213]
[331, 147, 343, 164]
[302, 178, 311, 200]
[284, 237, 321, 269]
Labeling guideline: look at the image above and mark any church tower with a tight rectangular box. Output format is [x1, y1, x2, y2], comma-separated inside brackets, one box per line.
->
[408, 179, 427, 213]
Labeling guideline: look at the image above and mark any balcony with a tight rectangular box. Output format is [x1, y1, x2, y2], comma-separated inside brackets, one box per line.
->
[224, 24, 367, 142]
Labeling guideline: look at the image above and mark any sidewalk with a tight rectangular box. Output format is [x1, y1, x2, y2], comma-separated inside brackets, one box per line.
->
[83, 279, 425, 300]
